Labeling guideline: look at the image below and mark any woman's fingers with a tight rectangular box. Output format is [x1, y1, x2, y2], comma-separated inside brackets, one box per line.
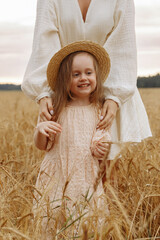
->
[39, 113, 49, 122]
[39, 97, 53, 121]
[47, 98, 54, 116]
[40, 110, 52, 121]
[100, 101, 108, 121]
[97, 99, 118, 130]
[98, 115, 113, 130]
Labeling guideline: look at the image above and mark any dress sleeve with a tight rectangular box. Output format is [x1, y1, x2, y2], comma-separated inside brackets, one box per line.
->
[103, 0, 137, 107]
[21, 0, 61, 102]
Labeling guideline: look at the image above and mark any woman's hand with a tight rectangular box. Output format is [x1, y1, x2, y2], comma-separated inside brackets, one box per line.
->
[97, 99, 119, 130]
[36, 121, 62, 138]
[39, 97, 54, 121]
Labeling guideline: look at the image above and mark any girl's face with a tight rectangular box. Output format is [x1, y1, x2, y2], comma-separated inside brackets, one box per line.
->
[70, 52, 97, 103]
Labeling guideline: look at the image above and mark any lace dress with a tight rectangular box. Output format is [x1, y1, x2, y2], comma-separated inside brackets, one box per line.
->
[34, 104, 111, 238]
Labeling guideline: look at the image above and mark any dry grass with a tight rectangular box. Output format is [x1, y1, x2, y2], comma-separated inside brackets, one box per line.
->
[0, 89, 160, 239]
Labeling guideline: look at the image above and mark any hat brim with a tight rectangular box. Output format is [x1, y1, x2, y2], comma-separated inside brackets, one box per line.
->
[47, 41, 110, 91]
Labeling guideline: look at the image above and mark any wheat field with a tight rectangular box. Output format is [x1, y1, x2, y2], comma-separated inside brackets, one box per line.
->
[0, 89, 160, 239]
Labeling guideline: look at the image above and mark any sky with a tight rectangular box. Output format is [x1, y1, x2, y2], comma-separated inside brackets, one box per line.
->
[0, 0, 160, 84]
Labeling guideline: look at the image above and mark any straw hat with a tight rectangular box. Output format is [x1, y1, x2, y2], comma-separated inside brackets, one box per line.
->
[47, 41, 110, 91]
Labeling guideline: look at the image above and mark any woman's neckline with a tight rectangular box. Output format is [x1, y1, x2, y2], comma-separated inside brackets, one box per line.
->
[76, 0, 94, 24]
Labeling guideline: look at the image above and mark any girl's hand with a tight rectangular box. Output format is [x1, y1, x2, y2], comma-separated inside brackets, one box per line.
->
[93, 142, 110, 160]
[36, 121, 62, 138]
[97, 99, 119, 130]
[39, 97, 54, 121]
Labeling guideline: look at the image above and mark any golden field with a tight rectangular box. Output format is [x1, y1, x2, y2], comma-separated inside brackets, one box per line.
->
[0, 89, 160, 239]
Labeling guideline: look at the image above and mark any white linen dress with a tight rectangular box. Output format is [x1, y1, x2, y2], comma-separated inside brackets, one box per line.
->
[22, 0, 152, 151]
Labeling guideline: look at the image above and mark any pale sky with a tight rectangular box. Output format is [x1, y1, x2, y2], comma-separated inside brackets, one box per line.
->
[0, 0, 160, 84]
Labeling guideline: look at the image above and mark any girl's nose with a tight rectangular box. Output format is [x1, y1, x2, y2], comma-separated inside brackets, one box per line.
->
[80, 73, 87, 81]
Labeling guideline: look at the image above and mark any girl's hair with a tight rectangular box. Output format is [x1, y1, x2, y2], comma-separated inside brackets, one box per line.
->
[53, 51, 105, 120]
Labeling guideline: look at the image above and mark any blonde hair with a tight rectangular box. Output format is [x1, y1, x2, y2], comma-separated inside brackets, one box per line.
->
[53, 51, 105, 120]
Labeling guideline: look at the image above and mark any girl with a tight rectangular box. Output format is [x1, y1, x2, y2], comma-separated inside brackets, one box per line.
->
[33, 41, 111, 238]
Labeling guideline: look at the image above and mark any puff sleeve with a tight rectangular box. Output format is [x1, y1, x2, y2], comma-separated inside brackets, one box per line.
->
[103, 0, 137, 107]
[21, 0, 61, 102]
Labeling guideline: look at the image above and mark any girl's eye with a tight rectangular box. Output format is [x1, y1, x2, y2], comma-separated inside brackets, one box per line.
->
[87, 71, 92, 75]
[73, 73, 79, 77]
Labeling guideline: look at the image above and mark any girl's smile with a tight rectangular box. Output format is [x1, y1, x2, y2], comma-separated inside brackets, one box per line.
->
[70, 52, 97, 104]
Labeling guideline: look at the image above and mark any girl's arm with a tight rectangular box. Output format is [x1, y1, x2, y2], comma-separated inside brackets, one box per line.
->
[34, 120, 62, 150]
[21, 0, 61, 102]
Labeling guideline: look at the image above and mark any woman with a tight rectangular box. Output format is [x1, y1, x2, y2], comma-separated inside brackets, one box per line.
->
[21, 0, 152, 159]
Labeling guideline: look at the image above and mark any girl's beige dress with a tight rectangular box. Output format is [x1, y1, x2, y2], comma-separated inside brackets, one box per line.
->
[22, 0, 152, 152]
[34, 104, 110, 238]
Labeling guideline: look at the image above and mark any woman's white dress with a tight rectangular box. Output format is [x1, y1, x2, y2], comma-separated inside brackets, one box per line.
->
[21, 0, 152, 146]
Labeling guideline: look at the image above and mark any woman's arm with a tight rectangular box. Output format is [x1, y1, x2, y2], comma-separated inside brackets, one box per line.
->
[103, 0, 137, 106]
[34, 120, 62, 150]
[39, 97, 54, 121]
[98, 0, 137, 129]
[21, 0, 61, 102]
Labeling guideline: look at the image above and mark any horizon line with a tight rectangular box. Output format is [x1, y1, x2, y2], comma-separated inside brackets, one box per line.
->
[0, 72, 160, 85]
